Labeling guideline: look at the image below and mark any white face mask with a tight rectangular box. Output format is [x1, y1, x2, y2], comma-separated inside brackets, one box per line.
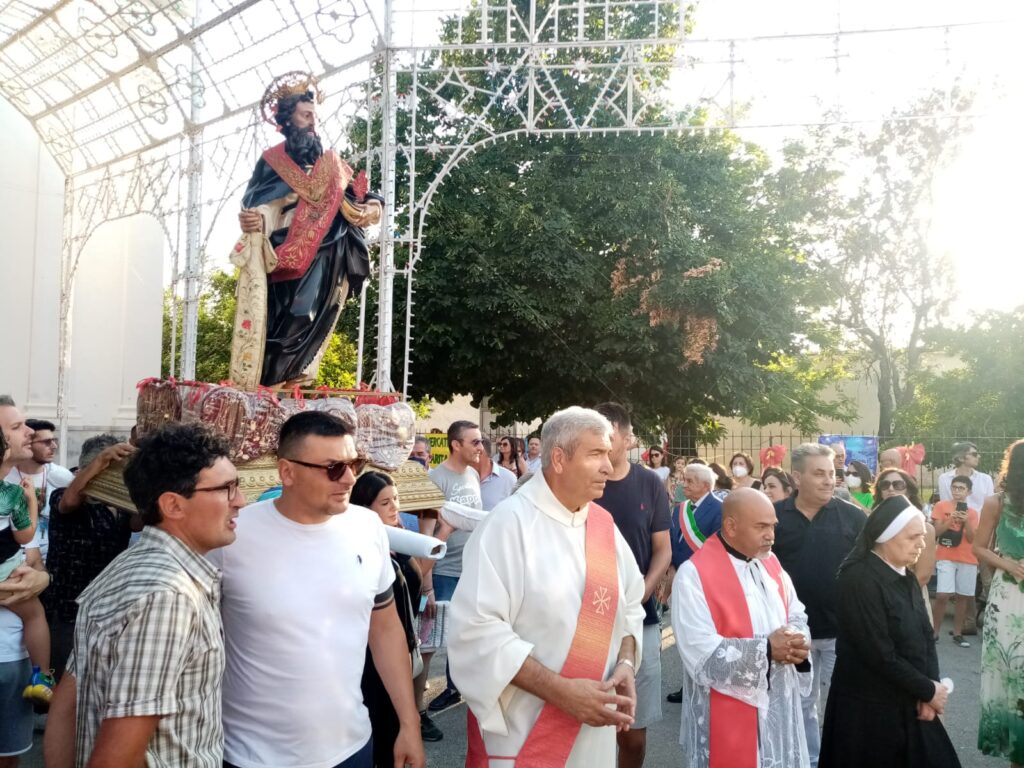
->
[845, 474, 862, 489]
[732, 465, 749, 478]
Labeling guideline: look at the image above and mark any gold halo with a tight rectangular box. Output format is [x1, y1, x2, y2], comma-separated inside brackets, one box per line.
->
[260, 71, 324, 126]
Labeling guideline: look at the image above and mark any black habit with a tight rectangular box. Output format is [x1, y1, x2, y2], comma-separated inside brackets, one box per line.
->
[819, 553, 961, 768]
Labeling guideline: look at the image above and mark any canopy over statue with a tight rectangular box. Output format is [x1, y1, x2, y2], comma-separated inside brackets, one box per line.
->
[229, 72, 383, 390]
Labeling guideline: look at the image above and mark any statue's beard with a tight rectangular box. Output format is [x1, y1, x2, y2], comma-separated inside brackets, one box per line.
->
[284, 125, 323, 167]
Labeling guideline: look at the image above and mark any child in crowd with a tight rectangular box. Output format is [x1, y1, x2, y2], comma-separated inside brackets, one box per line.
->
[0, 428, 54, 706]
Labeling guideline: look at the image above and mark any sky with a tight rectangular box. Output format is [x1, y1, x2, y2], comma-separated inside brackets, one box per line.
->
[674, 0, 1024, 321]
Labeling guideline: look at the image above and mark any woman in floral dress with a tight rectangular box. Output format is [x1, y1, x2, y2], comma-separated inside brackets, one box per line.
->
[975, 439, 1024, 766]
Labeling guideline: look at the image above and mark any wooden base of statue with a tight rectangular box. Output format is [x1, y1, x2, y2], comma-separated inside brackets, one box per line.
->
[85, 456, 445, 514]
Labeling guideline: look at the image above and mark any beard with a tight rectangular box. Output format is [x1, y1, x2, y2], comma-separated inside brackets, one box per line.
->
[283, 124, 323, 167]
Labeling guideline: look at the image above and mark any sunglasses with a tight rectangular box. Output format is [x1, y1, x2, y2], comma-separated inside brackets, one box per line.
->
[457, 438, 484, 447]
[192, 478, 241, 502]
[877, 479, 907, 492]
[286, 457, 367, 481]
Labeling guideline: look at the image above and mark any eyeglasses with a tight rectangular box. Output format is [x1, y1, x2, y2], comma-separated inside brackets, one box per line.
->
[192, 478, 241, 502]
[285, 457, 367, 481]
[31, 438, 58, 448]
[877, 479, 907, 492]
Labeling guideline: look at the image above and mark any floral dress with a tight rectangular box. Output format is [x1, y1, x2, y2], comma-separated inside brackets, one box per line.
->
[979, 493, 1024, 762]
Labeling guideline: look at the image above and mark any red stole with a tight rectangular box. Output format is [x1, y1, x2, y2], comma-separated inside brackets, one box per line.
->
[466, 503, 620, 767]
[261, 143, 353, 283]
[689, 535, 788, 768]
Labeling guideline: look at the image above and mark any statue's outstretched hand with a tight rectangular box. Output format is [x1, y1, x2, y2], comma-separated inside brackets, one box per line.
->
[239, 209, 262, 233]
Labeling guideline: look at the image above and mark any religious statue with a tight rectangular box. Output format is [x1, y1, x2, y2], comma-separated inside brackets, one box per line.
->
[229, 72, 383, 390]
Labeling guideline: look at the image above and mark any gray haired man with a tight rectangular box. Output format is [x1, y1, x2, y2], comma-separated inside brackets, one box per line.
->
[772, 443, 865, 768]
[449, 407, 646, 768]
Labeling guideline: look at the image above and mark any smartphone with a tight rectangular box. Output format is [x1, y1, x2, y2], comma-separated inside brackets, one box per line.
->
[955, 501, 968, 513]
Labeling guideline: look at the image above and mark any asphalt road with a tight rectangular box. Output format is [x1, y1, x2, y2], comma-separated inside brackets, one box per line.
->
[19, 609, 1006, 767]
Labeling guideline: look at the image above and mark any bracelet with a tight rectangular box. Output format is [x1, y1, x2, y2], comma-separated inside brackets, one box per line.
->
[615, 658, 635, 672]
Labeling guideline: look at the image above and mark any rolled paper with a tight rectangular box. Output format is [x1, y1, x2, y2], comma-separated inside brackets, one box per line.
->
[387, 526, 447, 560]
[440, 501, 489, 531]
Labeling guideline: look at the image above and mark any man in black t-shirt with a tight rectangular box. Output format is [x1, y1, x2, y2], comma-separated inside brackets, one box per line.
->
[773, 442, 865, 768]
[593, 403, 671, 768]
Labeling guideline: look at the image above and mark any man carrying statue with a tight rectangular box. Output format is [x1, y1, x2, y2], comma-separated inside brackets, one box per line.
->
[231, 72, 383, 390]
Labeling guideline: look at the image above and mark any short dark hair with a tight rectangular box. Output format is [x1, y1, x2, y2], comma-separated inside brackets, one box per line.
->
[729, 452, 755, 474]
[951, 474, 973, 491]
[350, 470, 396, 509]
[123, 423, 231, 526]
[79, 434, 120, 468]
[447, 420, 478, 450]
[593, 402, 631, 431]
[0, 395, 15, 407]
[26, 419, 55, 433]
[278, 411, 353, 457]
[0, 428, 7, 459]
[480, 436, 492, 455]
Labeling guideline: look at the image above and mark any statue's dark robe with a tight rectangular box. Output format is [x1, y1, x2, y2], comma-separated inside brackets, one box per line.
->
[241, 152, 383, 386]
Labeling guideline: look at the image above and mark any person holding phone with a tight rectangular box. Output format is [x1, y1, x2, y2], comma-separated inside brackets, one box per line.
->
[930, 476, 979, 647]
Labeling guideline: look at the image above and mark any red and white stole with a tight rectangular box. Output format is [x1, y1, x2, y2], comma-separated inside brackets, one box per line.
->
[690, 535, 788, 768]
[466, 503, 619, 768]
[261, 143, 353, 283]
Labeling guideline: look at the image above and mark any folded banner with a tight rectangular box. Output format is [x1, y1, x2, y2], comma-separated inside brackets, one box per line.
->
[386, 526, 447, 560]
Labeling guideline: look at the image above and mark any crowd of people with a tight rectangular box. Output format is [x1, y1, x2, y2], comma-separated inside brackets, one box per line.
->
[1, 392, 1023, 768]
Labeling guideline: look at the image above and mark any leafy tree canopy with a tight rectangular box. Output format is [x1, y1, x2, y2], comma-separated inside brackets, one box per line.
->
[892, 307, 1024, 474]
[401, 127, 853, 433]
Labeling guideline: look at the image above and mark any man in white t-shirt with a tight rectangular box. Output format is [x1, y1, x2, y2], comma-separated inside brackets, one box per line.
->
[210, 411, 425, 768]
[3, 418, 73, 561]
[937, 441, 995, 512]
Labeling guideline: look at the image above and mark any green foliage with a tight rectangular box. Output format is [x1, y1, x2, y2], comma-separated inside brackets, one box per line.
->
[892, 308, 1024, 473]
[315, 333, 358, 389]
[161, 270, 237, 383]
[791, 90, 975, 436]
[397, 128, 854, 433]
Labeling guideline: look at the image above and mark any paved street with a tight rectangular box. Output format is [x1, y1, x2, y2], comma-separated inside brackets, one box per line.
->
[19, 610, 1005, 767]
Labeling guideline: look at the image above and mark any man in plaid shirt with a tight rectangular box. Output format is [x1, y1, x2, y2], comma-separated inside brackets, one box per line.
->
[43, 423, 245, 767]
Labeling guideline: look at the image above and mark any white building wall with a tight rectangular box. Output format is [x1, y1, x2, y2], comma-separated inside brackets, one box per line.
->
[0, 98, 164, 462]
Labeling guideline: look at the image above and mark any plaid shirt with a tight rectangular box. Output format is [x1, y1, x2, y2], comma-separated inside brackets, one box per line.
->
[67, 526, 225, 767]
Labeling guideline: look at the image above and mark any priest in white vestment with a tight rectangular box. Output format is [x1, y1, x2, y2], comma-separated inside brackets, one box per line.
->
[449, 407, 646, 768]
[672, 488, 812, 768]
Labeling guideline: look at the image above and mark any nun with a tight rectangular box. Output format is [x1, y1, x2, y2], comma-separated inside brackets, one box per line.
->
[819, 496, 961, 768]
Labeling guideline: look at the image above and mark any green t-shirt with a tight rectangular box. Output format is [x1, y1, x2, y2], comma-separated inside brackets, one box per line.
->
[0, 481, 31, 531]
[852, 491, 874, 510]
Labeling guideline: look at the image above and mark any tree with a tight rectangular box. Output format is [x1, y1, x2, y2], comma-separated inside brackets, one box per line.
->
[793, 90, 974, 437]
[892, 307, 1024, 474]
[401, 128, 853, 434]
[337, 2, 852, 435]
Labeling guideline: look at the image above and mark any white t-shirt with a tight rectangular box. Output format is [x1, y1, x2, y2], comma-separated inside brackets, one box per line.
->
[938, 468, 995, 512]
[0, 608, 26, 662]
[209, 499, 395, 768]
[4, 464, 73, 556]
[648, 465, 670, 482]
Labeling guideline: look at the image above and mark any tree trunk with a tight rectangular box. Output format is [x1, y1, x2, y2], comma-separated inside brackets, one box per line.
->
[876, 355, 896, 438]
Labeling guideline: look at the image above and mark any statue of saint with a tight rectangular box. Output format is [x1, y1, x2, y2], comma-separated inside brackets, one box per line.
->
[230, 73, 382, 389]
